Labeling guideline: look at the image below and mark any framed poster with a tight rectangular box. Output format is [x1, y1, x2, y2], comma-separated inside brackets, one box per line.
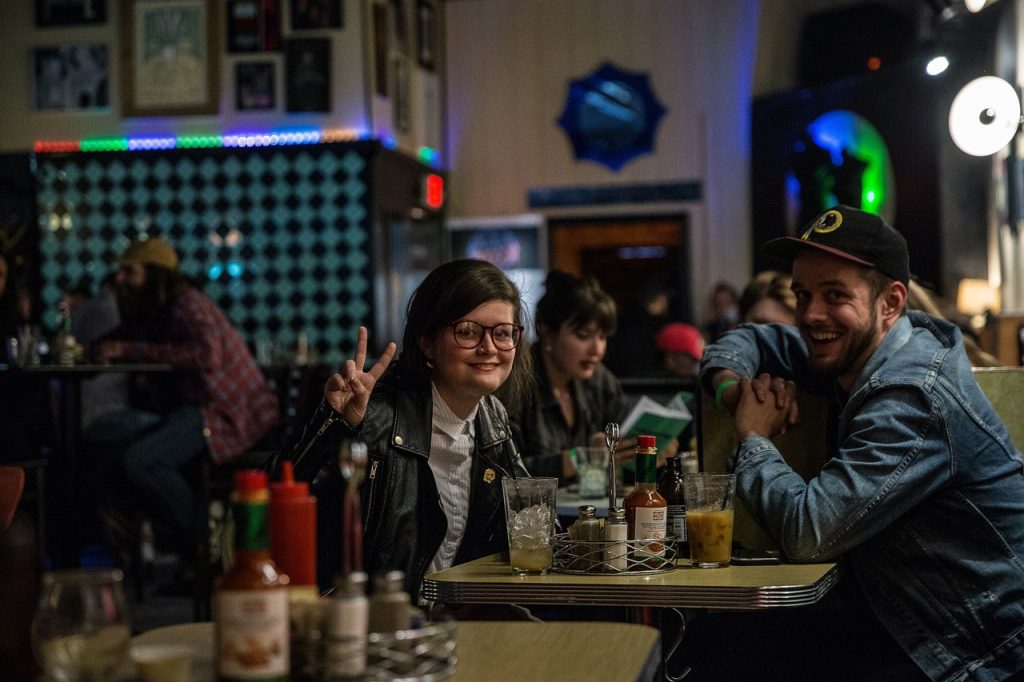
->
[235, 61, 276, 111]
[290, 0, 342, 30]
[393, 56, 410, 133]
[121, 0, 219, 117]
[285, 38, 330, 112]
[416, 0, 436, 71]
[35, 0, 107, 27]
[34, 45, 109, 110]
[372, 2, 388, 96]
[227, 0, 281, 53]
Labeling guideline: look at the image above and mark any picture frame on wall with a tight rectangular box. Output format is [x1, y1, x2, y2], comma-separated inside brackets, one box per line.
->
[290, 0, 343, 30]
[416, 0, 436, 71]
[33, 45, 109, 110]
[227, 0, 281, 53]
[372, 2, 389, 96]
[390, 0, 408, 56]
[393, 56, 410, 134]
[285, 38, 330, 112]
[121, 0, 219, 117]
[235, 61, 276, 111]
[35, 0, 107, 27]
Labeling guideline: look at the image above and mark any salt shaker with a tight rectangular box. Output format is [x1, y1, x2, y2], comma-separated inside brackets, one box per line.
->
[368, 570, 411, 633]
[603, 507, 628, 572]
[327, 571, 369, 679]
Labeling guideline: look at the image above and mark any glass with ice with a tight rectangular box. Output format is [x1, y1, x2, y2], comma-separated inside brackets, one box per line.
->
[31, 568, 131, 681]
[501, 477, 558, 575]
[576, 446, 610, 498]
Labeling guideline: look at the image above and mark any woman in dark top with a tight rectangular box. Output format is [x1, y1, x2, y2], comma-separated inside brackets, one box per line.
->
[272, 259, 533, 597]
[508, 271, 635, 482]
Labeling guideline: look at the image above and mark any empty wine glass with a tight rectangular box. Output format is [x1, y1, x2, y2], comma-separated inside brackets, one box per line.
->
[31, 568, 131, 681]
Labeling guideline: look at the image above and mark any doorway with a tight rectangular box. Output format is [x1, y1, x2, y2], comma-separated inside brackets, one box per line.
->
[548, 214, 691, 323]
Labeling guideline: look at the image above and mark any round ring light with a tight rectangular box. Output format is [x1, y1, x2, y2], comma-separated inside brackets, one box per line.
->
[949, 76, 1021, 156]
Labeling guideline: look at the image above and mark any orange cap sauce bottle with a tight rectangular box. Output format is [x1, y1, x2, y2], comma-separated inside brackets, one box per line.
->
[215, 470, 290, 681]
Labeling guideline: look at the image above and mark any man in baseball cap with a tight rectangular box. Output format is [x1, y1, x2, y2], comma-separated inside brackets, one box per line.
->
[90, 236, 279, 569]
[655, 321, 704, 378]
[694, 204, 1024, 679]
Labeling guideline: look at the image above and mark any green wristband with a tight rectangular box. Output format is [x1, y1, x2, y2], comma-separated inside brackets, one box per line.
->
[714, 380, 739, 413]
[567, 447, 578, 472]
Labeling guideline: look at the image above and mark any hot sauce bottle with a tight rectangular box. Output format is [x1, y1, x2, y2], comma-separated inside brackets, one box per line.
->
[624, 435, 668, 566]
[215, 470, 290, 681]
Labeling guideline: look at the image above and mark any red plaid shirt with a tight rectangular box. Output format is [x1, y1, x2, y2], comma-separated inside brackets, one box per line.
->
[119, 286, 279, 464]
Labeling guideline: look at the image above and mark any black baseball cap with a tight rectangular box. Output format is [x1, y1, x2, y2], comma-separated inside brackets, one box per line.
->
[762, 205, 909, 286]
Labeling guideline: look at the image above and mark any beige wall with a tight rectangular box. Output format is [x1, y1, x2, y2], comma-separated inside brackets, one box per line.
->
[0, 1, 441, 156]
[444, 0, 760, 322]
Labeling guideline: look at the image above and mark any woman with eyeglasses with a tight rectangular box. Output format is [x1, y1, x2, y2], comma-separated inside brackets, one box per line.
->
[508, 270, 641, 483]
[272, 259, 533, 599]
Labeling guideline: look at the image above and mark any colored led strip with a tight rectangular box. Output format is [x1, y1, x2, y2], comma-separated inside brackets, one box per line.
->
[34, 129, 442, 168]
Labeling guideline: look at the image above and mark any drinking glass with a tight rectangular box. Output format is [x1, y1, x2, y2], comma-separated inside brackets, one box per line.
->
[501, 477, 558, 575]
[683, 473, 737, 568]
[31, 568, 132, 681]
[575, 446, 609, 498]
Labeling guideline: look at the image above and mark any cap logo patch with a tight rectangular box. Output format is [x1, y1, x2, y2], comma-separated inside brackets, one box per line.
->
[804, 209, 843, 239]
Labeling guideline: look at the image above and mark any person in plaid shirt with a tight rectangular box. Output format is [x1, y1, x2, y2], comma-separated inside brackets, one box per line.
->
[91, 236, 279, 553]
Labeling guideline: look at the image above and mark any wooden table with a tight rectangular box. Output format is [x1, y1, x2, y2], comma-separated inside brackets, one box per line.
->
[422, 553, 840, 609]
[132, 619, 663, 682]
[0, 363, 177, 567]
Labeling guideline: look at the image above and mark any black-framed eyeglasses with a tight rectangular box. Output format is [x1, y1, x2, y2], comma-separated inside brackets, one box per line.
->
[450, 320, 524, 350]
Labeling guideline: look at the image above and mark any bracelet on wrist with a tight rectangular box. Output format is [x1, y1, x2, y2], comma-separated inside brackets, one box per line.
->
[714, 379, 739, 413]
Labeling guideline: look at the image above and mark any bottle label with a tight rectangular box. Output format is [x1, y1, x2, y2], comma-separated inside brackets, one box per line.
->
[633, 507, 667, 561]
[216, 588, 289, 680]
[327, 597, 369, 677]
[603, 523, 628, 571]
[666, 504, 687, 543]
[635, 451, 658, 483]
[236, 501, 270, 551]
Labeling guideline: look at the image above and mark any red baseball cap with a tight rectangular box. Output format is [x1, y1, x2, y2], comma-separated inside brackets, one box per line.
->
[655, 323, 704, 359]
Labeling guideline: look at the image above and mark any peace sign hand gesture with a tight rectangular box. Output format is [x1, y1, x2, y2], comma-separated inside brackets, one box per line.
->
[324, 326, 397, 429]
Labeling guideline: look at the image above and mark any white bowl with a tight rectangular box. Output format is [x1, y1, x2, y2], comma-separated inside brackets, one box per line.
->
[130, 644, 194, 682]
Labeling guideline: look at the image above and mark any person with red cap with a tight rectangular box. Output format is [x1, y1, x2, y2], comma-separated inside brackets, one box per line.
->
[654, 322, 705, 378]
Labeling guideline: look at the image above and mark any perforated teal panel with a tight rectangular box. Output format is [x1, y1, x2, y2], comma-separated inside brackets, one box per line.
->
[35, 142, 374, 365]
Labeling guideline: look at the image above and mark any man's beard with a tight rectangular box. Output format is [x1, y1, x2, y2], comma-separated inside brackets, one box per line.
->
[809, 313, 879, 379]
[117, 279, 162, 326]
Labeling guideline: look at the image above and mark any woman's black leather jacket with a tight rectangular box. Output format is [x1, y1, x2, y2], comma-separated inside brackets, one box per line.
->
[269, 368, 529, 598]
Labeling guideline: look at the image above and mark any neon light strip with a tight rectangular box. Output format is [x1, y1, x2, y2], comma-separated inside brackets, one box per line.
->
[34, 129, 443, 167]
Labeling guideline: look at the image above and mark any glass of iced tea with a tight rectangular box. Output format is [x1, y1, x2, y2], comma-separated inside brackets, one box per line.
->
[683, 473, 736, 568]
[501, 477, 558, 575]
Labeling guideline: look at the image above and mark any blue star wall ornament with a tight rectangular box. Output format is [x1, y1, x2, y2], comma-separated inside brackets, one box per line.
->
[556, 62, 667, 172]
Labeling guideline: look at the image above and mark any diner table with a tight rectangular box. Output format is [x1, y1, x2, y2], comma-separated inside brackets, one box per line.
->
[422, 552, 840, 609]
[130, 619, 663, 682]
[0, 363, 178, 568]
[555, 487, 612, 518]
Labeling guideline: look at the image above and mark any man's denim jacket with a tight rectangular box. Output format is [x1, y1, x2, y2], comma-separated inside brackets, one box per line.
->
[700, 311, 1024, 681]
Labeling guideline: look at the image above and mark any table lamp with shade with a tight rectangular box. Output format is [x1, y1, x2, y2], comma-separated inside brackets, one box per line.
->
[956, 278, 1001, 334]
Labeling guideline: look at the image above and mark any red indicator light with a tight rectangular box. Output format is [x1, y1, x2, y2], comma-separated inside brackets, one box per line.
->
[423, 174, 444, 210]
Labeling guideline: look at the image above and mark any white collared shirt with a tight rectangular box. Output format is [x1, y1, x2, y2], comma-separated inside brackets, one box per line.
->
[425, 382, 479, 576]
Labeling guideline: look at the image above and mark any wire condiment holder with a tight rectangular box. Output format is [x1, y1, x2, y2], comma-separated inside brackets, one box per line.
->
[551, 533, 679, 575]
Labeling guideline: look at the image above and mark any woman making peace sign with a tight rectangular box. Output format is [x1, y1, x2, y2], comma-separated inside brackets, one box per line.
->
[274, 259, 533, 599]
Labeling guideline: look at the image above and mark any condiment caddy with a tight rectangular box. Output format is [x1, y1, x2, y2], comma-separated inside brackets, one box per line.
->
[553, 430, 680, 575]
